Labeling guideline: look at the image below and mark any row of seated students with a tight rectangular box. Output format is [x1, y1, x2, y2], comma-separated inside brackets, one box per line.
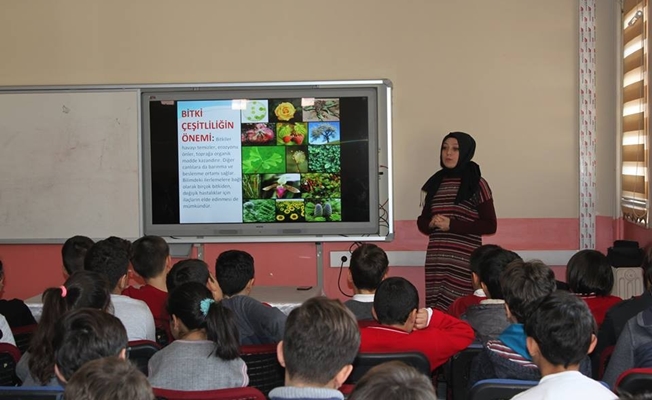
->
[1, 235, 650, 398]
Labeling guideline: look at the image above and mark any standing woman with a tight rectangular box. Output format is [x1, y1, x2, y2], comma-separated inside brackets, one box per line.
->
[417, 132, 497, 311]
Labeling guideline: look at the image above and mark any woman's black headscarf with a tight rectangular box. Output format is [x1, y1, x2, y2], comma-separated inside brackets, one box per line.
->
[420, 131, 481, 205]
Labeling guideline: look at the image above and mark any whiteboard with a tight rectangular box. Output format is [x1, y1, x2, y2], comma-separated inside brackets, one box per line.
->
[0, 90, 140, 242]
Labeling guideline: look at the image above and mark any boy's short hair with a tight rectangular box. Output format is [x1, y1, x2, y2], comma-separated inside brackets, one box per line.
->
[84, 238, 130, 291]
[283, 296, 359, 385]
[62, 236, 95, 275]
[373, 277, 418, 326]
[166, 258, 210, 292]
[566, 250, 614, 296]
[501, 260, 556, 323]
[53, 308, 128, 381]
[469, 244, 503, 275]
[130, 235, 170, 279]
[349, 244, 389, 291]
[479, 249, 522, 299]
[348, 361, 437, 400]
[215, 250, 254, 296]
[524, 291, 596, 368]
[64, 357, 154, 400]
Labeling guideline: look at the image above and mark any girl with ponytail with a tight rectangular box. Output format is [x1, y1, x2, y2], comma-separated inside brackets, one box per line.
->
[147, 282, 248, 391]
[16, 270, 111, 386]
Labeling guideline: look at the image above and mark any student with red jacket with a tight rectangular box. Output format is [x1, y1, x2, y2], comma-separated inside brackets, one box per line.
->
[359, 277, 474, 371]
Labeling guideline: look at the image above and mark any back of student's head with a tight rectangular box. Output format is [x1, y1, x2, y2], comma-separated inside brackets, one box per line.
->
[63, 357, 154, 400]
[524, 291, 596, 368]
[349, 244, 389, 291]
[501, 260, 556, 323]
[566, 249, 614, 296]
[84, 237, 130, 291]
[348, 361, 437, 400]
[469, 244, 503, 275]
[62, 236, 95, 276]
[479, 249, 522, 299]
[131, 235, 169, 279]
[214, 250, 254, 296]
[166, 259, 210, 292]
[53, 308, 128, 382]
[282, 296, 360, 386]
[373, 277, 419, 325]
[167, 282, 239, 360]
[29, 270, 112, 385]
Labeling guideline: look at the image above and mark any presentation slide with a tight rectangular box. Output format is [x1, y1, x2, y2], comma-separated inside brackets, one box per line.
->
[177, 100, 242, 223]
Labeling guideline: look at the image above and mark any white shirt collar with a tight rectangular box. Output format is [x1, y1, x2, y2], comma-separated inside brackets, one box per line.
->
[352, 293, 375, 302]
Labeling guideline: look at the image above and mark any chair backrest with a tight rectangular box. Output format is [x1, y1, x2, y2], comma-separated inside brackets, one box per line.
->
[0, 386, 64, 399]
[154, 318, 173, 348]
[0, 343, 21, 387]
[239, 344, 285, 397]
[615, 368, 652, 395]
[153, 386, 266, 400]
[345, 351, 431, 385]
[598, 345, 615, 380]
[11, 324, 38, 355]
[467, 379, 537, 400]
[127, 340, 161, 376]
[445, 342, 483, 400]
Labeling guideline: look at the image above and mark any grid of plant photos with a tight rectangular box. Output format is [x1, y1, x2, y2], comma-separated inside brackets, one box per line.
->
[240, 98, 342, 223]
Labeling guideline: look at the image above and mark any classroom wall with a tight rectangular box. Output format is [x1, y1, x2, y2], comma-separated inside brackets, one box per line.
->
[0, 0, 632, 303]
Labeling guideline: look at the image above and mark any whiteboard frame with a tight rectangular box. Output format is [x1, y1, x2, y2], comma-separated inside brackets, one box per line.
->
[0, 80, 393, 244]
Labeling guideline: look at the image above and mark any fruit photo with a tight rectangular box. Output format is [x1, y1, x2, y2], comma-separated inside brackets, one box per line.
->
[276, 122, 308, 146]
[241, 123, 276, 145]
[308, 122, 340, 144]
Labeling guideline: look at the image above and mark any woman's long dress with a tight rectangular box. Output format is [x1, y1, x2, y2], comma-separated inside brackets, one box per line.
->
[422, 177, 493, 311]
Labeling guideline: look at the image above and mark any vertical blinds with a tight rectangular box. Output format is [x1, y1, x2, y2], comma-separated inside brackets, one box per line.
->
[621, 0, 649, 226]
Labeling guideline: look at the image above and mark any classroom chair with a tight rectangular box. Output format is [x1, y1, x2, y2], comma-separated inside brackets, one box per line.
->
[615, 368, 652, 395]
[445, 342, 483, 400]
[466, 379, 537, 400]
[127, 340, 161, 376]
[597, 345, 615, 380]
[153, 386, 266, 400]
[339, 351, 431, 395]
[10, 324, 37, 355]
[239, 343, 285, 396]
[0, 386, 63, 399]
[0, 343, 21, 386]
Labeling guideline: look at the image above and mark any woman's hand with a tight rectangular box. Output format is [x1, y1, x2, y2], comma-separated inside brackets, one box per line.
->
[430, 215, 450, 231]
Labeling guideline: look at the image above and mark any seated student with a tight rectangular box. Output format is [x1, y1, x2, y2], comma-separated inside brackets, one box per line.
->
[348, 361, 437, 400]
[464, 248, 521, 343]
[62, 235, 95, 278]
[148, 282, 248, 391]
[16, 271, 111, 386]
[64, 357, 155, 400]
[85, 237, 156, 342]
[603, 304, 652, 386]
[512, 291, 616, 400]
[595, 246, 652, 376]
[166, 258, 222, 299]
[0, 260, 35, 330]
[344, 244, 389, 321]
[123, 235, 172, 325]
[215, 250, 286, 345]
[448, 244, 501, 318]
[360, 277, 474, 371]
[634, 340, 652, 368]
[269, 297, 359, 400]
[469, 259, 587, 385]
[567, 249, 621, 328]
[52, 308, 128, 385]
